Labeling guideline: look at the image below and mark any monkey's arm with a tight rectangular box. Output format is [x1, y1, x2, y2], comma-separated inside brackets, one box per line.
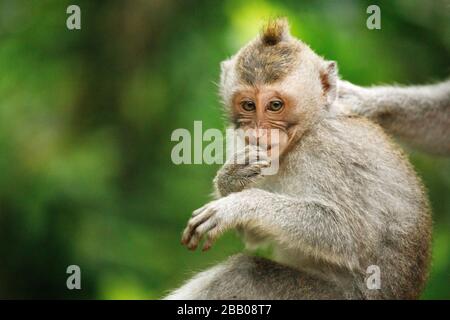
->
[182, 188, 366, 270]
[336, 80, 450, 155]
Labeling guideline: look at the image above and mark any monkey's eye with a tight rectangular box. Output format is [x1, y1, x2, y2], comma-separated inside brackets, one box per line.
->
[241, 100, 256, 112]
[268, 100, 284, 112]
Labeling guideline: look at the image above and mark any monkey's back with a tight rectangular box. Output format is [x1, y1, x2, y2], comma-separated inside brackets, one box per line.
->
[272, 116, 432, 299]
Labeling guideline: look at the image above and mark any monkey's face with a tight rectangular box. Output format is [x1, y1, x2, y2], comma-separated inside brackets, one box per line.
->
[220, 19, 338, 158]
[230, 85, 298, 157]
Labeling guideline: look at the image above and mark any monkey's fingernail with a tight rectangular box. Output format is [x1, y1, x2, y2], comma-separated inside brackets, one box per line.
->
[187, 240, 198, 250]
[202, 244, 211, 252]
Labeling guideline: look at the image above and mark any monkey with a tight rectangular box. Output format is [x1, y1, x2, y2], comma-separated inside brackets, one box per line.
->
[164, 19, 432, 300]
[334, 79, 450, 156]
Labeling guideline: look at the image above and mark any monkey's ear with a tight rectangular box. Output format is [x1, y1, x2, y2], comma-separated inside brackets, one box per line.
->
[219, 58, 234, 105]
[320, 61, 338, 106]
[220, 59, 232, 75]
[220, 59, 233, 88]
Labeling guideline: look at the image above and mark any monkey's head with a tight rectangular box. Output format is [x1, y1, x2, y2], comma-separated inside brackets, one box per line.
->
[220, 18, 338, 157]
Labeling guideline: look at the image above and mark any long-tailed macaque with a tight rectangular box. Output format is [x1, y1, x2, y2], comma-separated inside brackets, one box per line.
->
[165, 19, 432, 300]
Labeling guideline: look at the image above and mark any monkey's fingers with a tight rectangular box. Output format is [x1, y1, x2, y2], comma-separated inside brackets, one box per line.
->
[237, 161, 270, 180]
[181, 207, 215, 245]
[186, 220, 217, 251]
[250, 160, 271, 169]
[191, 203, 209, 217]
[202, 228, 220, 251]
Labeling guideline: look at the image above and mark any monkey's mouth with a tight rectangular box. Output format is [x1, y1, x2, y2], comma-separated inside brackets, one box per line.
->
[258, 143, 282, 158]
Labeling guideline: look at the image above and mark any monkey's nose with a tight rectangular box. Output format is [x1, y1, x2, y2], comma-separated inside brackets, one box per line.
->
[245, 129, 270, 150]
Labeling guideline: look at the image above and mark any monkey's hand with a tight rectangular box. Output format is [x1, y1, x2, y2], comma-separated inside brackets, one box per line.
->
[213, 146, 270, 197]
[181, 195, 241, 251]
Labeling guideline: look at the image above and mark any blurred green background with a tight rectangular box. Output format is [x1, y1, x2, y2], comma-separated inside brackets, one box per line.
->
[0, 0, 448, 299]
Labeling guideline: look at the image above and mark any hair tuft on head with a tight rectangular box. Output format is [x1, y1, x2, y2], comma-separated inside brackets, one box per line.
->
[261, 18, 290, 46]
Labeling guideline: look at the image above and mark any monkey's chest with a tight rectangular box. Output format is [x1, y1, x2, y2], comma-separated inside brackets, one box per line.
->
[256, 171, 306, 196]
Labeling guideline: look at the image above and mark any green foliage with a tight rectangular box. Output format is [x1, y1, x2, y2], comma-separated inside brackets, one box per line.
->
[0, 0, 448, 299]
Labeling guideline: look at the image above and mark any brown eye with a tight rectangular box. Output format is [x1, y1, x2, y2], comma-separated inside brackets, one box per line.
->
[268, 100, 284, 112]
[241, 100, 256, 112]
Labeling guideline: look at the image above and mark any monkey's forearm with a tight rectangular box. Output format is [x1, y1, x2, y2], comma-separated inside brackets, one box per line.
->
[183, 187, 366, 268]
[345, 80, 450, 155]
[232, 188, 365, 269]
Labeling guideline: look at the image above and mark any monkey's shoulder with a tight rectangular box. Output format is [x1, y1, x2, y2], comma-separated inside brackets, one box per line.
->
[321, 115, 390, 143]
[310, 115, 406, 159]
[288, 115, 415, 180]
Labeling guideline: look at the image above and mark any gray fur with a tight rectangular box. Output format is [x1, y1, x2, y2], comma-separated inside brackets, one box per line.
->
[336, 80, 450, 155]
[166, 20, 432, 300]
[167, 116, 431, 300]
[166, 254, 348, 300]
